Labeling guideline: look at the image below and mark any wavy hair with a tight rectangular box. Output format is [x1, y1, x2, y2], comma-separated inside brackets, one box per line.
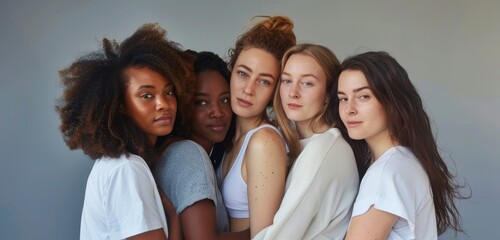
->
[56, 23, 193, 164]
[227, 15, 296, 70]
[332, 51, 467, 234]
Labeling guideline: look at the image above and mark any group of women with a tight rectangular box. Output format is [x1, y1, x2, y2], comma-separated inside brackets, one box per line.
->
[56, 15, 466, 240]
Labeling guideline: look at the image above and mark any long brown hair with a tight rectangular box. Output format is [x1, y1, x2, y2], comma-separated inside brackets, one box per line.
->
[333, 51, 468, 234]
[273, 43, 340, 165]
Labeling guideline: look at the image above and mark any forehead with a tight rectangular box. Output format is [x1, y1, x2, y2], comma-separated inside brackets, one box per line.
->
[123, 67, 170, 86]
[284, 54, 324, 75]
[195, 70, 229, 91]
[338, 70, 369, 89]
[235, 47, 279, 72]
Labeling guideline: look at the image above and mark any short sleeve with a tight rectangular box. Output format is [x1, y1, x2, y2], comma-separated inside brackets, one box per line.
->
[105, 159, 165, 239]
[153, 140, 217, 214]
[352, 152, 420, 239]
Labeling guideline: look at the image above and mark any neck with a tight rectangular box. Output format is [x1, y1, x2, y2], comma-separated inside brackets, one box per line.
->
[367, 131, 398, 162]
[235, 115, 266, 138]
[295, 119, 329, 139]
[148, 136, 157, 146]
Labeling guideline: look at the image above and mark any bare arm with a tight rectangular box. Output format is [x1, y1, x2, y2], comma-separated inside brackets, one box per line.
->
[127, 229, 167, 240]
[345, 206, 399, 240]
[245, 129, 288, 237]
[158, 187, 182, 240]
[180, 199, 250, 240]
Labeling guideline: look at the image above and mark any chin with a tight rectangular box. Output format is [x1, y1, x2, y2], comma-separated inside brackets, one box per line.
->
[211, 136, 226, 143]
[347, 132, 365, 140]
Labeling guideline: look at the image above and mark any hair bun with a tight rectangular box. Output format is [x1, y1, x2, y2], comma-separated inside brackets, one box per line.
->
[251, 15, 294, 33]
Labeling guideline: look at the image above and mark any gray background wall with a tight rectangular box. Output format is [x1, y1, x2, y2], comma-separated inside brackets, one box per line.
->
[1, 0, 498, 239]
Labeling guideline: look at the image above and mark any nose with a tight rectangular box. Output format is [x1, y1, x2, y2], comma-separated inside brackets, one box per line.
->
[156, 95, 171, 111]
[209, 103, 224, 118]
[242, 81, 255, 96]
[288, 84, 299, 99]
[344, 99, 356, 115]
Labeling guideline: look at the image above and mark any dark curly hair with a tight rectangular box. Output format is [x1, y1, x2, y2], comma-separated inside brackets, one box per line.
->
[194, 51, 231, 81]
[56, 23, 193, 164]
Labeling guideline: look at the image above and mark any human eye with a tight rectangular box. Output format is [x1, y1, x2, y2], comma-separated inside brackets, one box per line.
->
[259, 79, 271, 86]
[220, 97, 230, 104]
[281, 79, 292, 85]
[164, 88, 175, 96]
[140, 93, 153, 99]
[337, 96, 347, 103]
[194, 99, 208, 106]
[302, 81, 314, 87]
[237, 71, 248, 78]
[358, 94, 371, 101]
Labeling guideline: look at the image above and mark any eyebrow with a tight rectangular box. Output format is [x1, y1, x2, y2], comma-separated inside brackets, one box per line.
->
[194, 90, 230, 97]
[137, 85, 155, 90]
[237, 64, 276, 81]
[137, 82, 173, 90]
[337, 86, 370, 95]
[282, 72, 319, 80]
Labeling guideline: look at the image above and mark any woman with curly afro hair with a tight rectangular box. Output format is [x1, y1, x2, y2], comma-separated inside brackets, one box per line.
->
[56, 23, 191, 240]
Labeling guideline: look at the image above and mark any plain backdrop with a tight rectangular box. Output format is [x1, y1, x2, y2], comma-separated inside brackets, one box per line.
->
[1, 0, 498, 239]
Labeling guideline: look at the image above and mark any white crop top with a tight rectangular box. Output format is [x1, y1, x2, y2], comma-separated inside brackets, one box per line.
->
[217, 124, 282, 218]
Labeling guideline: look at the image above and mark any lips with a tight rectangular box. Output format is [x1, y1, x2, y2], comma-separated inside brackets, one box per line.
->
[287, 103, 301, 110]
[346, 120, 362, 128]
[237, 97, 252, 108]
[154, 114, 174, 125]
[207, 123, 227, 132]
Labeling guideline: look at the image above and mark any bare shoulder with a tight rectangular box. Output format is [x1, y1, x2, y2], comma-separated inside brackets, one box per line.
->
[248, 127, 285, 150]
[245, 127, 287, 168]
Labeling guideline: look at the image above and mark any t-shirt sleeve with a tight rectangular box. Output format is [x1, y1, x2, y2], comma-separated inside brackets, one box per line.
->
[105, 159, 165, 239]
[154, 141, 217, 214]
[352, 157, 418, 237]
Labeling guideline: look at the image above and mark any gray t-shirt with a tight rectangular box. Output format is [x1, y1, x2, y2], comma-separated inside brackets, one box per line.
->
[153, 140, 229, 232]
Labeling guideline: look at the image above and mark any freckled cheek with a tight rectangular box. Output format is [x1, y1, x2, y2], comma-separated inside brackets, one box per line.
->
[339, 106, 349, 122]
[279, 86, 288, 99]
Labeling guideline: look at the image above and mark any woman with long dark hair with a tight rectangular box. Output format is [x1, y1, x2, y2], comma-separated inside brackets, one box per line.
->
[335, 51, 466, 239]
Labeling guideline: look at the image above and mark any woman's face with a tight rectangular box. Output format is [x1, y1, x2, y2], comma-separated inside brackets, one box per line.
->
[122, 67, 177, 144]
[337, 69, 388, 146]
[280, 53, 327, 129]
[230, 47, 280, 119]
[190, 70, 232, 150]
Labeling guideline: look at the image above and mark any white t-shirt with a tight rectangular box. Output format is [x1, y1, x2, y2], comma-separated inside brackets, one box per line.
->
[351, 146, 437, 240]
[80, 154, 168, 240]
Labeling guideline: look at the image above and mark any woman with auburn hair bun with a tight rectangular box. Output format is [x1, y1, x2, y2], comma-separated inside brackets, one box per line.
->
[217, 15, 296, 238]
[56, 23, 189, 240]
[254, 43, 359, 240]
[335, 51, 468, 239]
